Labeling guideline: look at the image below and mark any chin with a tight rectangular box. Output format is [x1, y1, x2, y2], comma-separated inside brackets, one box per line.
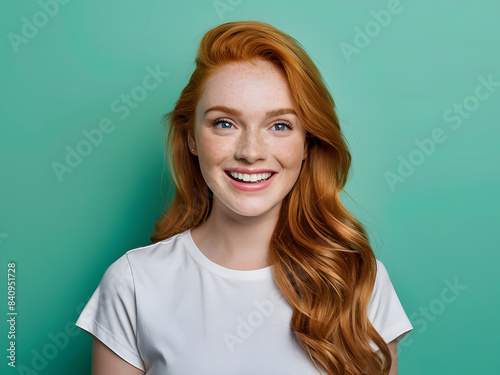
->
[232, 201, 282, 218]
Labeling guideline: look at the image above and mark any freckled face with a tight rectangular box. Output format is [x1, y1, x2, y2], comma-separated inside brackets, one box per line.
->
[189, 59, 307, 219]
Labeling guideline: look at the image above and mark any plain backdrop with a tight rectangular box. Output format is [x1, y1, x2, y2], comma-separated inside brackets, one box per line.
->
[1, 0, 499, 374]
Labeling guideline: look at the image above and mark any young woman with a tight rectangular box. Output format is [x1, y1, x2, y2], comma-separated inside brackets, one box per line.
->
[76, 21, 412, 375]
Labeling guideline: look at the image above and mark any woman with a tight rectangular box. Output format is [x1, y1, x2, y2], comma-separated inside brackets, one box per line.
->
[76, 21, 412, 375]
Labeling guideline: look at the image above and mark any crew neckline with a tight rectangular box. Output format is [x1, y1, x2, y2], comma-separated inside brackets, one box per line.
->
[183, 229, 274, 281]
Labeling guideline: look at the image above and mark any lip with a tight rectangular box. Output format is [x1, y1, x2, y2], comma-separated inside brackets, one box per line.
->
[225, 168, 276, 174]
[224, 170, 277, 192]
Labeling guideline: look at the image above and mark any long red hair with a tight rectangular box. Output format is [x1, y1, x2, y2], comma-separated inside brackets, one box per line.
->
[151, 21, 392, 374]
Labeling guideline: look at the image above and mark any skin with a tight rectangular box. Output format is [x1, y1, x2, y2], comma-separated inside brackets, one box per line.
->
[189, 59, 307, 270]
[91, 336, 144, 375]
[388, 340, 398, 374]
[90, 59, 399, 374]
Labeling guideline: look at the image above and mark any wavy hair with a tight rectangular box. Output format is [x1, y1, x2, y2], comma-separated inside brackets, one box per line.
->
[151, 21, 392, 374]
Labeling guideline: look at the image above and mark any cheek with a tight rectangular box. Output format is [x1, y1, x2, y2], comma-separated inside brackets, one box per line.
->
[197, 134, 232, 169]
[275, 139, 306, 167]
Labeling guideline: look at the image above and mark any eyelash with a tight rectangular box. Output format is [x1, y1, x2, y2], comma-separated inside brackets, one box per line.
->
[211, 118, 293, 131]
[211, 118, 233, 129]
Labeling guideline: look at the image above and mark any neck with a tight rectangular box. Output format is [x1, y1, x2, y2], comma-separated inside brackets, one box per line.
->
[190, 201, 281, 271]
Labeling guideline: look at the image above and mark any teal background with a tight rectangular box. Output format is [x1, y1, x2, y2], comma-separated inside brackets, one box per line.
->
[1, 0, 498, 374]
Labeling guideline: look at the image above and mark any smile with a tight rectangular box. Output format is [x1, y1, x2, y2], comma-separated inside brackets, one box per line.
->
[224, 170, 278, 192]
[227, 171, 273, 183]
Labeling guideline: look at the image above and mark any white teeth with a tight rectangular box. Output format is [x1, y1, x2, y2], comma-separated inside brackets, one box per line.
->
[229, 171, 272, 183]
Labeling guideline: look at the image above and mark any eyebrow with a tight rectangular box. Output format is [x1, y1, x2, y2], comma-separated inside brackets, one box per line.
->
[204, 105, 297, 118]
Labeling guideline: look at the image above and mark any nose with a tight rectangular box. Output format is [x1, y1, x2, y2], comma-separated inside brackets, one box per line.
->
[234, 128, 266, 164]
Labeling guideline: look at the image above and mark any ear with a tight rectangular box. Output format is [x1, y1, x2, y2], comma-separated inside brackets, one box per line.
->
[302, 136, 310, 160]
[187, 132, 198, 156]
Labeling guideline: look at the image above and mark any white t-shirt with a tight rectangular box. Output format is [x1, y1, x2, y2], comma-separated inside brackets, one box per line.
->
[76, 229, 412, 374]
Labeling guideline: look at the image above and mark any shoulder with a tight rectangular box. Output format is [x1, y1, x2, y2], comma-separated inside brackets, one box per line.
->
[368, 259, 398, 307]
[102, 230, 190, 288]
[105, 231, 187, 275]
[94, 232, 190, 294]
[374, 259, 391, 286]
[121, 230, 188, 266]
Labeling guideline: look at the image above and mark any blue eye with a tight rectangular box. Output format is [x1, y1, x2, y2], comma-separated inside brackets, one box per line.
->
[212, 119, 234, 129]
[272, 123, 292, 131]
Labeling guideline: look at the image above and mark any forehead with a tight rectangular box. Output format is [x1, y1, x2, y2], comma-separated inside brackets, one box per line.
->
[196, 60, 296, 115]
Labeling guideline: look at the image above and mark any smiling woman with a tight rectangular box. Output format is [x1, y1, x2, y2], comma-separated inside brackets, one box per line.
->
[188, 59, 307, 217]
[75, 21, 412, 375]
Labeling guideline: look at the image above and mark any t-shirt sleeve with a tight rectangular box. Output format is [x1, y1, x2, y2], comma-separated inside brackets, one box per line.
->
[367, 260, 413, 351]
[75, 253, 145, 371]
